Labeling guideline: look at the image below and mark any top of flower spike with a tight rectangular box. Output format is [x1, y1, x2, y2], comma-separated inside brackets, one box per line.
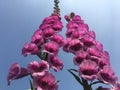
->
[53, 0, 60, 16]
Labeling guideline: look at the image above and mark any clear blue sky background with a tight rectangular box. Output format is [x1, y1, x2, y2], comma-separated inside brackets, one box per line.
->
[0, 0, 120, 90]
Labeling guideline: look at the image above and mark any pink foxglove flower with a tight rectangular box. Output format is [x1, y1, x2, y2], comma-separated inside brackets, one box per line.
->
[42, 27, 55, 38]
[66, 28, 75, 38]
[33, 73, 58, 90]
[98, 51, 110, 69]
[88, 31, 96, 39]
[63, 38, 72, 52]
[72, 29, 86, 39]
[72, 15, 81, 21]
[43, 41, 59, 55]
[73, 51, 88, 66]
[42, 15, 59, 25]
[52, 21, 63, 32]
[50, 34, 63, 47]
[22, 42, 39, 56]
[31, 29, 45, 47]
[40, 15, 63, 32]
[69, 39, 83, 54]
[81, 34, 96, 47]
[78, 60, 98, 81]
[7, 63, 28, 85]
[33, 29, 43, 35]
[98, 66, 117, 85]
[49, 56, 63, 72]
[66, 21, 78, 29]
[95, 41, 103, 51]
[28, 60, 49, 77]
[87, 46, 101, 57]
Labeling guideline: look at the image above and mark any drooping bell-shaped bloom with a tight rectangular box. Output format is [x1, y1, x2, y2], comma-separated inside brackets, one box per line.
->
[72, 29, 86, 39]
[50, 34, 64, 47]
[31, 29, 45, 47]
[69, 39, 83, 54]
[22, 42, 39, 56]
[52, 21, 63, 32]
[48, 56, 63, 72]
[42, 27, 55, 38]
[95, 41, 103, 51]
[42, 15, 60, 25]
[66, 21, 79, 29]
[87, 46, 101, 57]
[88, 31, 96, 39]
[72, 15, 81, 22]
[7, 63, 28, 85]
[97, 66, 117, 85]
[40, 14, 63, 33]
[73, 51, 88, 66]
[81, 34, 96, 47]
[77, 23, 89, 32]
[66, 28, 76, 38]
[78, 60, 98, 81]
[63, 38, 72, 52]
[98, 58, 110, 69]
[28, 60, 49, 77]
[33, 29, 43, 35]
[33, 72, 58, 90]
[43, 41, 59, 55]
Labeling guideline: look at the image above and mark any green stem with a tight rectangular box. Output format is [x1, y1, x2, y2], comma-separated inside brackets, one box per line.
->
[82, 78, 92, 90]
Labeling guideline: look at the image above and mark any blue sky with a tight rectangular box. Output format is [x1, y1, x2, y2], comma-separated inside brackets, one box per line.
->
[0, 0, 120, 90]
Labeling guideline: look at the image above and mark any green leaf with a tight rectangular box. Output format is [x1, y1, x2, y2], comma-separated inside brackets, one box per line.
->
[69, 69, 78, 72]
[90, 81, 104, 86]
[68, 69, 82, 85]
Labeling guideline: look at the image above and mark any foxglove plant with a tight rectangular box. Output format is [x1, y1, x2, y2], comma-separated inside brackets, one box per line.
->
[7, 0, 120, 90]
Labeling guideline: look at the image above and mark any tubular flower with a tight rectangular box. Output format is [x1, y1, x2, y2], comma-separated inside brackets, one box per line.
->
[33, 73, 58, 90]
[40, 15, 63, 32]
[7, 63, 28, 85]
[98, 51, 110, 69]
[63, 38, 72, 52]
[31, 29, 45, 47]
[22, 42, 39, 56]
[73, 51, 88, 66]
[97, 66, 117, 85]
[81, 34, 96, 47]
[87, 46, 101, 57]
[50, 34, 64, 47]
[66, 28, 76, 38]
[78, 60, 98, 81]
[69, 39, 83, 54]
[28, 60, 49, 77]
[43, 41, 59, 55]
[48, 56, 63, 72]
[42, 27, 55, 38]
